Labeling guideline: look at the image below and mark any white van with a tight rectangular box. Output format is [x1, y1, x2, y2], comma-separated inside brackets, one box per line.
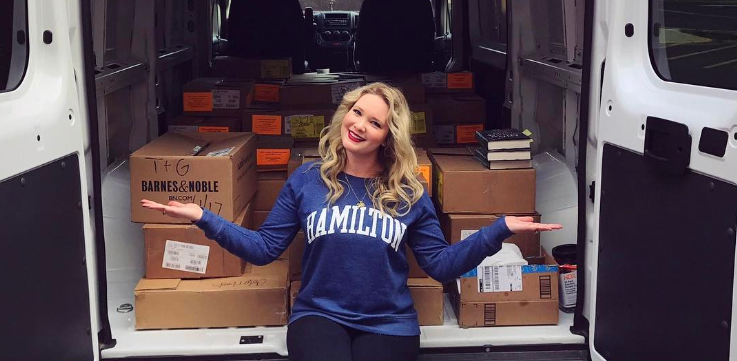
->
[2, 0, 736, 360]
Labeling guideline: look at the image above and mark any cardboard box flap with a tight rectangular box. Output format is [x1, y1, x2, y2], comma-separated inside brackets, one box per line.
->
[198, 133, 255, 158]
[132, 132, 254, 158]
[408, 278, 442, 288]
[135, 278, 182, 291]
[133, 132, 208, 156]
[432, 153, 490, 172]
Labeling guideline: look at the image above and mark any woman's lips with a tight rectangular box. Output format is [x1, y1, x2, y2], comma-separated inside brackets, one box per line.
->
[348, 130, 365, 142]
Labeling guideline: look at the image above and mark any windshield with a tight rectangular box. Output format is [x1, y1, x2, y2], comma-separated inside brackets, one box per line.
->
[299, 0, 363, 11]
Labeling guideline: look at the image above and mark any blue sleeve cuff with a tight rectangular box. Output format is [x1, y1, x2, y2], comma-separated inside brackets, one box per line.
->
[194, 208, 217, 228]
[480, 215, 514, 251]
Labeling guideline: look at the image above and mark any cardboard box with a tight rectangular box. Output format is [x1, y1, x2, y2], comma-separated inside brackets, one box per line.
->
[422, 71, 475, 94]
[134, 260, 289, 329]
[459, 248, 558, 303]
[433, 123, 485, 145]
[256, 135, 294, 170]
[281, 78, 365, 107]
[287, 152, 304, 177]
[130, 132, 257, 223]
[253, 210, 270, 229]
[290, 280, 301, 310]
[142, 204, 250, 279]
[243, 108, 334, 140]
[455, 298, 559, 327]
[408, 278, 444, 326]
[183, 78, 254, 117]
[427, 93, 486, 124]
[168, 116, 242, 133]
[406, 244, 428, 278]
[439, 213, 542, 258]
[430, 149, 536, 214]
[212, 56, 292, 79]
[289, 232, 305, 281]
[253, 171, 287, 211]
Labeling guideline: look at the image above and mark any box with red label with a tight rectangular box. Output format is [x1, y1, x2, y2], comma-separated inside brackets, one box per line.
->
[433, 123, 485, 145]
[421, 71, 475, 94]
[183, 78, 254, 117]
[130, 132, 257, 223]
[243, 108, 334, 140]
[256, 135, 294, 171]
[168, 116, 241, 133]
[281, 75, 365, 107]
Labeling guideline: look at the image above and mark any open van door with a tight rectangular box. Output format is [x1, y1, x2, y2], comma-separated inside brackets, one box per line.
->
[0, 0, 108, 360]
[588, 0, 737, 360]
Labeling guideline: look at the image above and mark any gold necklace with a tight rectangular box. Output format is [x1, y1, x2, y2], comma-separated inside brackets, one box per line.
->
[344, 173, 369, 208]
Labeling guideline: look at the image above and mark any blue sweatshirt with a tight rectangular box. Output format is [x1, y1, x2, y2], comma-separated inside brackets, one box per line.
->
[195, 161, 513, 336]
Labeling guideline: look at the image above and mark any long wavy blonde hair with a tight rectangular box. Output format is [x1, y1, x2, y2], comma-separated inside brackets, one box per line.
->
[317, 82, 424, 217]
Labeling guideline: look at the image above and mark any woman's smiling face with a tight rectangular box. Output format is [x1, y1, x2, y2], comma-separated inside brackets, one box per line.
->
[341, 93, 390, 158]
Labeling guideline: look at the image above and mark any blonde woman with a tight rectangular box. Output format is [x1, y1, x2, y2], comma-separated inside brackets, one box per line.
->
[142, 82, 561, 361]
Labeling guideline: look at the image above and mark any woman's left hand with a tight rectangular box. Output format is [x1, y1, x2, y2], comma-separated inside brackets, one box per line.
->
[504, 216, 562, 234]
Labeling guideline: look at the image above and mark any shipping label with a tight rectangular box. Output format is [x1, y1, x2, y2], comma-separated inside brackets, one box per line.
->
[261, 59, 290, 78]
[284, 114, 313, 135]
[460, 229, 480, 241]
[252, 115, 283, 135]
[331, 82, 363, 104]
[254, 83, 280, 102]
[410, 111, 427, 134]
[421, 72, 447, 88]
[183, 92, 213, 112]
[162, 240, 210, 274]
[212, 90, 240, 109]
[290, 115, 325, 138]
[478, 265, 523, 293]
[447, 73, 473, 89]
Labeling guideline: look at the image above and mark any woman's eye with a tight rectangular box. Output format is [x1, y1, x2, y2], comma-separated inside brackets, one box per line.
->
[353, 109, 361, 116]
[371, 121, 381, 128]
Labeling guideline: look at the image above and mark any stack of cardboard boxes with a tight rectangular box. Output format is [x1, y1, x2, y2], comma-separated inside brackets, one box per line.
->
[428, 147, 560, 327]
[135, 64, 557, 329]
[422, 71, 487, 147]
[129, 131, 291, 330]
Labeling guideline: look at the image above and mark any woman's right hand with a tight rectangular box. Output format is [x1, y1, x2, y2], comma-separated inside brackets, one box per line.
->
[140, 199, 204, 222]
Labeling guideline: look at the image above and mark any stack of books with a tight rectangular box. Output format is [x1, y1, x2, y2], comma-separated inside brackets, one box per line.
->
[473, 129, 533, 170]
